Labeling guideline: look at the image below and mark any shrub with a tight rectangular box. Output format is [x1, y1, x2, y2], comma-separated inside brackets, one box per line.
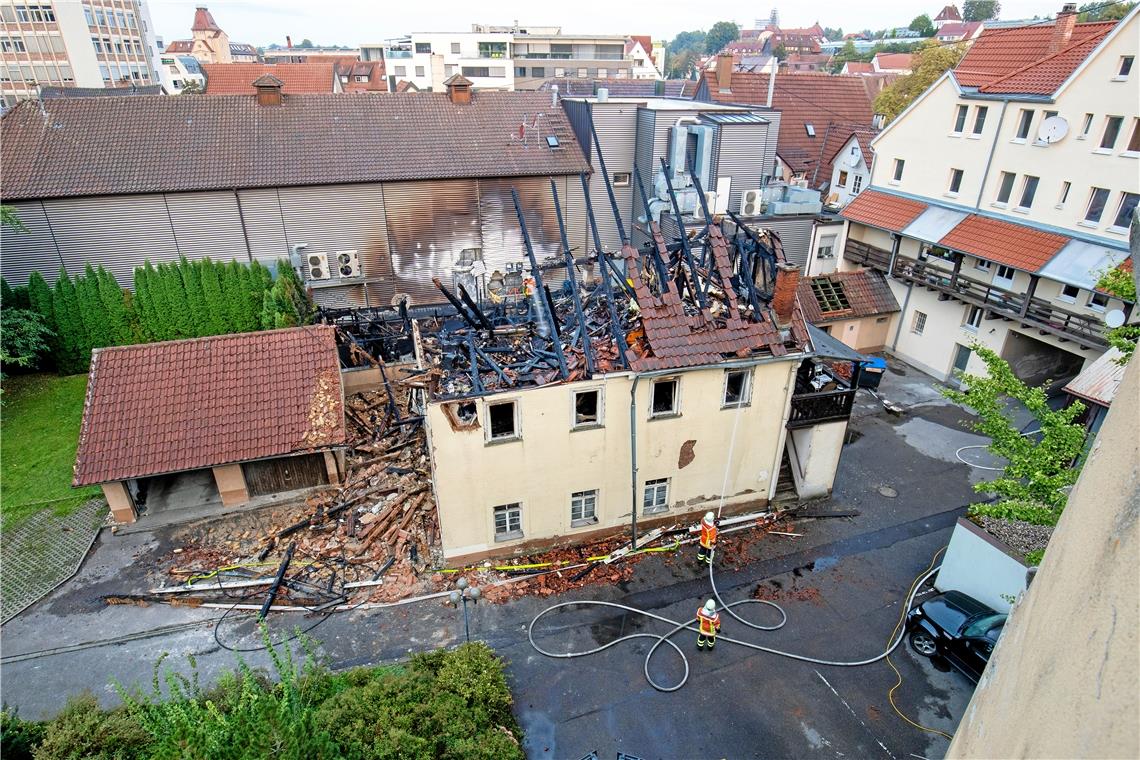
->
[33, 693, 150, 760]
[1, 707, 45, 760]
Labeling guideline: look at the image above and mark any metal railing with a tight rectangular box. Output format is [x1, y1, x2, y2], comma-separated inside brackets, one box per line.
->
[787, 388, 857, 429]
[842, 238, 1109, 349]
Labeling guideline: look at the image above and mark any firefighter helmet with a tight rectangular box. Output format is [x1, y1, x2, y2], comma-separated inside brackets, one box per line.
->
[703, 599, 716, 614]
[703, 511, 715, 525]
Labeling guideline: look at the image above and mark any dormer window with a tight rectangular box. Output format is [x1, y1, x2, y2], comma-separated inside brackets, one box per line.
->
[805, 123, 816, 137]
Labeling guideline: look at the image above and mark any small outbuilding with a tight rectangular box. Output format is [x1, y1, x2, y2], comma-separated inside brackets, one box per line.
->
[73, 326, 347, 523]
[797, 269, 900, 353]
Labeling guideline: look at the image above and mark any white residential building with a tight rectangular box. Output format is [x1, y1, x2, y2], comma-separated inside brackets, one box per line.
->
[0, 0, 161, 105]
[378, 25, 660, 92]
[155, 51, 203, 94]
[837, 5, 1138, 387]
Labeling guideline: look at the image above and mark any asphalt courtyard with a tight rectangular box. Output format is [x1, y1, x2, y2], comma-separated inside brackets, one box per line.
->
[0, 360, 987, 758]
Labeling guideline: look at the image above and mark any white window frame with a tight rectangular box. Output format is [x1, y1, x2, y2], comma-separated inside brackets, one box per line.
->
[817, 234, 837, 259]
[649, 377, 680, 418]
[952, 104, 968, 134]
[722, 368, 753, 409]
[947, 167, 964, 196]
[852, 174, 863, 194]
[911, 311, 927, 335]
[570, 489, 598, 527]
[1083, 187, 1110, 225]
[994, 171, 1015, 206]
[1115, 55, 1134, 81]
[1124, 119, 1140, 156]
[642, 478, 669, 515]
[974, 258, 991, 271]
[571, 387, 604, 430]
[492, 502, 523, 541]
[963, 305, 983, 331]
[1097, 116, 1123, 153]
[1013, 108, 1033, 142]
[1078, 112, 1094, 139]
[1058, 283, 1080, 303]
[1109, 192, 1139, 232]
[1015, 175, 1039, 211]
[612, 172, 631, 187]
[971, 105, 988, 136]
[994, 265, 1016, 287]
[837, 170, 849, 187]
[1056, 181, 1072, 209]
[451, 42, 461, 54]
[891, 158, 905, 183]
[485, 398, 520, 443]
[1087, 291, 1109, 312]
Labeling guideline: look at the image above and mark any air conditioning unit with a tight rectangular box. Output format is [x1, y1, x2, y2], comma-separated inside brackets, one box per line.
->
[307, 252, 331, 281]
[740, 189, 763, 216]
[335, 250, 361, 278]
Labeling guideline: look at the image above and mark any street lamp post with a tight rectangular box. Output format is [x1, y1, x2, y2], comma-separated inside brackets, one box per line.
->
[448, 577, 481, 643]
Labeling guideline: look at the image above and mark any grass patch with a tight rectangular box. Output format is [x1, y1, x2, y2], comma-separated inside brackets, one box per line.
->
[1, 373, 99, 529]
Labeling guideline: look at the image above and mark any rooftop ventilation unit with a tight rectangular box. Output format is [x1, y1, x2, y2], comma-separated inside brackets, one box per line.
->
[307, 252, 331, 281]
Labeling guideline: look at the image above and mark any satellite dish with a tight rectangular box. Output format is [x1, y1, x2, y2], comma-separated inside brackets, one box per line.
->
[1105, 309, 1126, 328]
[1038, 115, 1069, 144]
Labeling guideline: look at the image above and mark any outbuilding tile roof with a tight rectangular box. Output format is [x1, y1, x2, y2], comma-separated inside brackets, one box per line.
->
[797, 269, 900, 324]
[700, 70, 875, 175]
[954, 20, 1115, 88]
[939, 214, 1069, 272]
[73, 326, 346, 486]
[840, 189, 927, 232]
[842, 61, 874, 74]
[873, 53, 914, 70]
[203, 63, 337, 94]
[0, 91, 587, 201]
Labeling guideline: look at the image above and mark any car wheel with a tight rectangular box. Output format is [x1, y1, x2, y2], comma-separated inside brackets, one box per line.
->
[910, 630, 938, 657]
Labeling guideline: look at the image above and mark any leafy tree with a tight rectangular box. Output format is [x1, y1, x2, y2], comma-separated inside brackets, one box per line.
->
[909, 14, 935, 36]
[261, 277, 301, 329]
[963, 0, 1001, 21]
[1, 308, 52, 370]
[176, 257, 208, 336]
[75, 264, 106, 354]
[298, 38, 314, 48]
[773, 43, 788, 61]
[829, 39, 871, 73]
[1078, 1, 1134, 20]
[667, 29, 706, 54]
[873, 41, 966, 122]
[941, 343, 1087, 524]
[1095, 262, 1138, 364]
[197, 258, 227, 335]
[822, 26, 844, 40]
[704, 21, 741, 54]
[274, 259, 312, 324]
[97, 267, 132, 346]
[1, 205, 26, 232]
[179, 79, 203, 94]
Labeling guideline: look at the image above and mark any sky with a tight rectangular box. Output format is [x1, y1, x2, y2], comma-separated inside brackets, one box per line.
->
[147, 0, 1074, 48]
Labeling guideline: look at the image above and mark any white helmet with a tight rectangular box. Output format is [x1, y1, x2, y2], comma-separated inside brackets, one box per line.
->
[703, 599, 716, 614]
[703, 511, 715, 524]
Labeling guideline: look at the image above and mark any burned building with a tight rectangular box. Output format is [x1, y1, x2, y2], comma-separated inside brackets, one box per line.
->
[326, 167, 859, 563]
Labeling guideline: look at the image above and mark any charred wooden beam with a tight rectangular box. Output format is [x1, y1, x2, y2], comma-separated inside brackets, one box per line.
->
[550, 179, 596, 376]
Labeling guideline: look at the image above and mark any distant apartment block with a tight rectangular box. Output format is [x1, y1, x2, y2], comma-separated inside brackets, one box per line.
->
[369, 24, 661, 92]
[0, 0, 161, 106]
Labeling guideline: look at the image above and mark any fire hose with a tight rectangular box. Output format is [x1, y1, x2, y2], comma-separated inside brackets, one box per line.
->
[527, 548, 942, 693]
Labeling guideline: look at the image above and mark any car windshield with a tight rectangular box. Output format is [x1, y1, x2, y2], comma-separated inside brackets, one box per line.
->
[962, 613, 1007, 639]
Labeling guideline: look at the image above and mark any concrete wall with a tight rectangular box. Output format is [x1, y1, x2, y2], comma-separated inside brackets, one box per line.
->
[212, 464, 249, 507]
[425, 359, 801, 560]
[102, 481, 136, 524]
[936, 518, 1028, 613]
[824, 314, 894, 353]
[947, 353, 1139, 758]
[786, 420, 847, 499]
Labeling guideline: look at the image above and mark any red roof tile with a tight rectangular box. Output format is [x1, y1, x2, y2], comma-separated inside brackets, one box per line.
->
[955, 20, 1115, 88]
[73, 326, 346, 486]
[798, 269, 900, 323]
[935, 4, 962, 21]
[842, 61, 874, 74]
[935, 21, 982, 39]
[979, 32, 1108, 94]
[192, 7, 222, 32]
[840, 189, 926, 232]
[938, 214, 1068, 272]
[700, 70, 874, 175]
[626, 35, 653, 55]
[202, 62, 337, 94]
[165, 39, 193, 53]
[814, 123, 877, 188]
[873, 53, 914, 71]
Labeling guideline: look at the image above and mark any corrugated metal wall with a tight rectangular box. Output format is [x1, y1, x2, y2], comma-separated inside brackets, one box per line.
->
[47, 195, 181, 286]
[0, 201, 66, 285]
[757, 216, 815, 270]
[586, 102, 639, 253]
[236, 188, 290, 264]
[165, 191, 248, 263]
[711, 122, 773, 214]
[561, 99, 593, 161]
[632, 107, 657, 248]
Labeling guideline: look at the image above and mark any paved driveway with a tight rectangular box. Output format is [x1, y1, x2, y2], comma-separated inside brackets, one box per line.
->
[1, 361, 985, 758]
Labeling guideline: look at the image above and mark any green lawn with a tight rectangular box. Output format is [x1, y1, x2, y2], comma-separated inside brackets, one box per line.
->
[1, 373, 100, 529]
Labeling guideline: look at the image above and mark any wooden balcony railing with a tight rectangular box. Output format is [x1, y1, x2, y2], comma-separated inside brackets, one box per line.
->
[841, 238, 1109, 350]
[787, 388, 857, 429]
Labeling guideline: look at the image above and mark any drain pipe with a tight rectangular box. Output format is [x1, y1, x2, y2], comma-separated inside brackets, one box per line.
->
[628, 374, 641, 551]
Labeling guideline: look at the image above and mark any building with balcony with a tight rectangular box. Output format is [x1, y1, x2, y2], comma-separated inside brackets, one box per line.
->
[375, 25, 661, 92]
[836, 5, 1138, 386]
[0, 0, 161, 106]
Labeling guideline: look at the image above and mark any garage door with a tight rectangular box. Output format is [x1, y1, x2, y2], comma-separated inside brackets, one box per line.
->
[243, 454, 328, 497]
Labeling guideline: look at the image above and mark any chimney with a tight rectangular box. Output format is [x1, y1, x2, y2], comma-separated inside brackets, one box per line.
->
[771, 262, 801, 326]
[251, 74, 284, 106]
[286, 35, 292, 49]
[716, 52, 733, 91]
[444, 73, 472, 105]
[1050, 3, 1078, 53]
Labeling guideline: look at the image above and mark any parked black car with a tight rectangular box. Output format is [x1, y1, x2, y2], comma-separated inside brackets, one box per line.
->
[906, 590, 1007, 682]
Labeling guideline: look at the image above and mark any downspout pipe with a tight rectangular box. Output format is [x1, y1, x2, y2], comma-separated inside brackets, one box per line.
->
[974, 99, 1009, 211]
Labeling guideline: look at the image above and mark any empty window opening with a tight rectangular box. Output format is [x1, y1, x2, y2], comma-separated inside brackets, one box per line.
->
[723, 369, 752, 407]
[444, 400, 479, 430]
[493, 503, 522, 540]
[488, 400, 518, 440]
[651, 378, 678, 416]
[574, 389, 601, 427]
[643, 479, 669, 514]
[570, 489, 598, 525]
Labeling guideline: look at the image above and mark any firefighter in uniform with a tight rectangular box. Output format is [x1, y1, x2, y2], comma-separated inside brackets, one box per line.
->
[697, 511, 718, 565]
[696, 599, 721, 649]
